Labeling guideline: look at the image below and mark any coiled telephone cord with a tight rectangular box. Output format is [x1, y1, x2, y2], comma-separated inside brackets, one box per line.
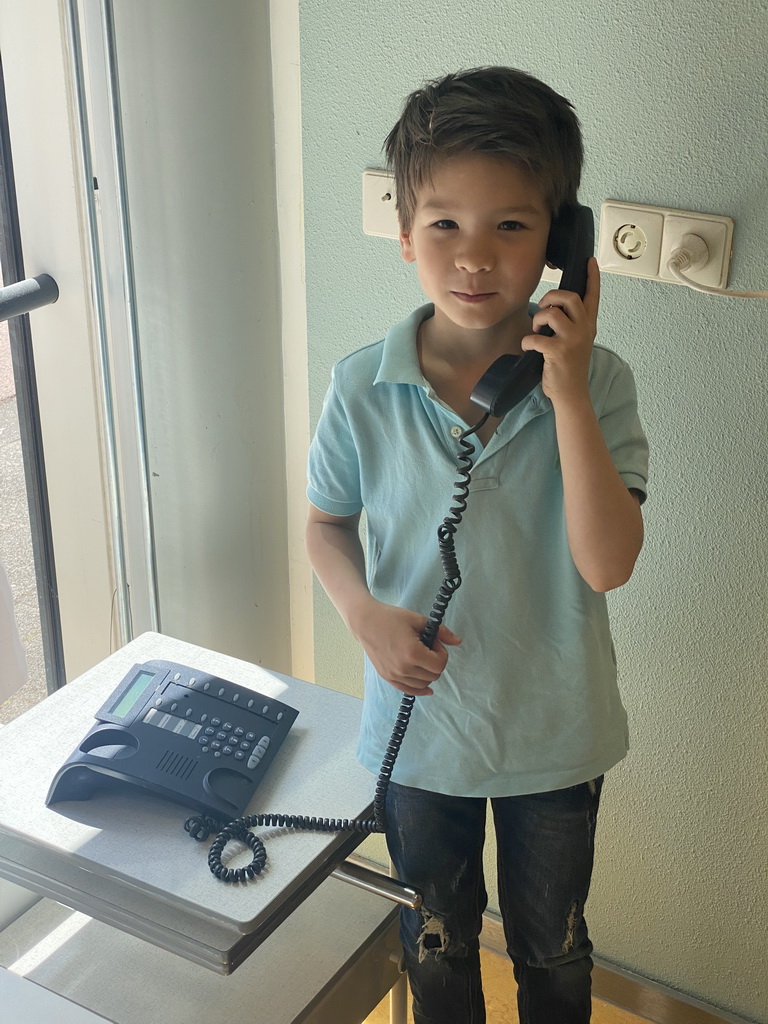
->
[186, 414, 489, 882]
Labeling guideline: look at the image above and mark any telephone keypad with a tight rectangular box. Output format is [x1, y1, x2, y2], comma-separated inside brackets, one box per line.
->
[146, 689, 280, 779]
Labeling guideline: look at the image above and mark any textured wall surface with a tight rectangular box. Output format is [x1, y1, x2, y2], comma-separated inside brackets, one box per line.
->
[299, 1, 768, 1019]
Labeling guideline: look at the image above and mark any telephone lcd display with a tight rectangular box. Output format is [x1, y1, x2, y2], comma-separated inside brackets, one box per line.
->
[110, 670, 156, 718]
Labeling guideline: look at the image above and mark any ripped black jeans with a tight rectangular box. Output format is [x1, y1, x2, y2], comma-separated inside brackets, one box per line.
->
[385, 777, 604, 1024]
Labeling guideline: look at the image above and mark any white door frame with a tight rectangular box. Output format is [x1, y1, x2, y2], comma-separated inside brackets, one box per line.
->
[0, 0, 313, 681]
[0, 0, 117, 680]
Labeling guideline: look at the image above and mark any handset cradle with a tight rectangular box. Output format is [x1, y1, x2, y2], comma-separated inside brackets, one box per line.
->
[470, 204, 595, 419]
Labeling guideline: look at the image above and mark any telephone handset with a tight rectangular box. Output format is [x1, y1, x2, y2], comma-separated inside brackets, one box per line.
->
[470, 204, 595, 418]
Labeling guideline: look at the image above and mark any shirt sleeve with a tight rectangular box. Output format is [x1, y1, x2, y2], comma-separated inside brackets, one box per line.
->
[307, 366, 364, 517]
[596, 357, 649, 503]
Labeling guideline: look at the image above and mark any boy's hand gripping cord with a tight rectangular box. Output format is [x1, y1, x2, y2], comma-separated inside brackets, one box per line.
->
[185, 413, 489, 882]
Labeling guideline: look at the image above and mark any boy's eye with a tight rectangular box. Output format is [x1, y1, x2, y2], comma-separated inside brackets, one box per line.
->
[499, 220, 524, 231]
[432, 219, 458, 229]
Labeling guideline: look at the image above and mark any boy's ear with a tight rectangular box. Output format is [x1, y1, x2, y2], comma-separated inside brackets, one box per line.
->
[399, 229, 416, 263]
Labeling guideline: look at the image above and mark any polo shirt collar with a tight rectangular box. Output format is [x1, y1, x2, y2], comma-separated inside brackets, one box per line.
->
[372, 301, 548, 403]
[373, 304, 434, 386]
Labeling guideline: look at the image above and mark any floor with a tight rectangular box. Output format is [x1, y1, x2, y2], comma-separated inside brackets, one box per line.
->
[363, 946, 651, 1023]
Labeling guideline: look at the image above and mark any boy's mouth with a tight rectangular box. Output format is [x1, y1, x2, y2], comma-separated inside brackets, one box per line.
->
[451, 291, 496, 303]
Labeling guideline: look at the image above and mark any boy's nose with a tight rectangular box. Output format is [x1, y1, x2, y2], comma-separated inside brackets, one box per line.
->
[455, 242, 493, 273]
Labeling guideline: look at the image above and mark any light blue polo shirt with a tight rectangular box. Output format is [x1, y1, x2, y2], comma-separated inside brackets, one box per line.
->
[308, 303, 649, 797]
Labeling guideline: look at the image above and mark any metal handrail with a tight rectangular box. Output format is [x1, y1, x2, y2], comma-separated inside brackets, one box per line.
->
[0, 274, 58, 322]
[332, 856, 423, 909]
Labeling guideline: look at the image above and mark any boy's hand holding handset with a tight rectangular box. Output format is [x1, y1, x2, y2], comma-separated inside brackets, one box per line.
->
[523, 257, 601, 405]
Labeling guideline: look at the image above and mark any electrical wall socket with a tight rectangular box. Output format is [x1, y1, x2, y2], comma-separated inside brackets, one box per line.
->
[599, 201, 733, 288]
[362, 170, 399, 238]
[598, 203, 665, 280]
[658, 212, 733, 289]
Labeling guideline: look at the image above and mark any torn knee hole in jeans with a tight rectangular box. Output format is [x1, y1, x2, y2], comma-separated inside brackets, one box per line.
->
[562, 901, 579, 954]
[417, 908, 451, 962]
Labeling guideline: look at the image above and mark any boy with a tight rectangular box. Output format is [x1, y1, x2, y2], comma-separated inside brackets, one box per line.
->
[306, 68, 648, 1024]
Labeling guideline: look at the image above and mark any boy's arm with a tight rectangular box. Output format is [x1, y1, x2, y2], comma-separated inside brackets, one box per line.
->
[523, 259, 644, 592]
[305, 504, 461, 695]
[551, 401, 644, 591]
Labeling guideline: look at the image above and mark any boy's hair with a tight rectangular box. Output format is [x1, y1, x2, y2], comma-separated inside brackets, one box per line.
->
[383, 67, 583, 231]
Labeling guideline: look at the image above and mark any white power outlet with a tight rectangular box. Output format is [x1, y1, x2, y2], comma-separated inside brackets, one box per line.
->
[598, 201, 733, 288]
[362, 170, 399, 238]
[599, 202, 665, 280]
[659, 213, 733, 289]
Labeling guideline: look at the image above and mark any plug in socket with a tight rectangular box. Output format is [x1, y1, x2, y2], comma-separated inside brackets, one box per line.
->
[658, 213, 733, 289]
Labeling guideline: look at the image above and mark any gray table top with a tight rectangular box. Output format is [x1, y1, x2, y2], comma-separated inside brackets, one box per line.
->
[0, 633, 378, 971]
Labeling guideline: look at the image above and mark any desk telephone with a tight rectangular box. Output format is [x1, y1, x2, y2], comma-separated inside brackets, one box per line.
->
[48, 206, 594, 882]
[47, 660, 299, 820]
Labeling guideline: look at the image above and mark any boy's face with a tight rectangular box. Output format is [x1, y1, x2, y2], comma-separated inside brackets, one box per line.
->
[399, 153, 551, 340]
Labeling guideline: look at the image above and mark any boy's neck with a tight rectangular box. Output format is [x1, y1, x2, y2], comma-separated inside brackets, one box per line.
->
[419, 304, 533, 373]
[417, 306, 534, 441]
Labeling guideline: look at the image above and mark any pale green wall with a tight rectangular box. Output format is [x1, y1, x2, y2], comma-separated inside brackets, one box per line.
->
[299, 1, 768, 1019]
